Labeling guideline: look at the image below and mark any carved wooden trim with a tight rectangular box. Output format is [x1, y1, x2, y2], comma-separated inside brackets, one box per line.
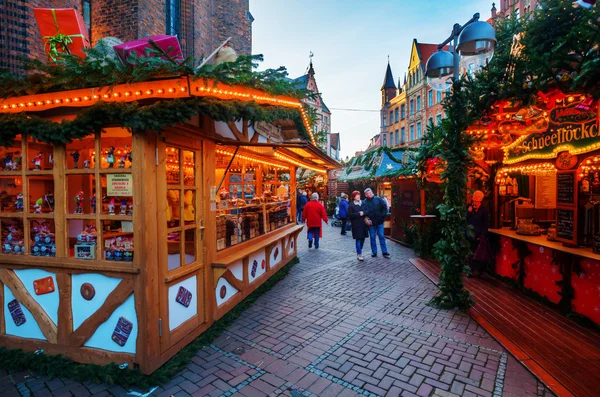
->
[0, 269, 58, 344]
[69, 279, 134, 347]
[56, 273, 72, 345]
[222, 270, 244, 292]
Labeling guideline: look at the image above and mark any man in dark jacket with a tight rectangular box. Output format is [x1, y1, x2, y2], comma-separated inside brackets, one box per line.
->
[363, 188, 390, 258]
[296, 189, 307, 224]
[338, 193, 349, 235]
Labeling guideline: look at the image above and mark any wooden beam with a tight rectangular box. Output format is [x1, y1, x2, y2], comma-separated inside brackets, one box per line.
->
[222, 270, 244, 292]
[69, 279, 134, 347]
[226, 121, 247, 142]
[0, 269, 58, 344]
[56, 273, 72, 345]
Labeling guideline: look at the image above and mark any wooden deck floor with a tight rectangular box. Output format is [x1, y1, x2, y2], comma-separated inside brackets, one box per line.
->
[410, 258, 600, 397]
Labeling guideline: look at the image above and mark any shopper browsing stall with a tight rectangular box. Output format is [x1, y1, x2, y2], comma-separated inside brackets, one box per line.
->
[302, 193, 328, 249]
[348, 191, 369, 261]
[339, 193, 349, 235]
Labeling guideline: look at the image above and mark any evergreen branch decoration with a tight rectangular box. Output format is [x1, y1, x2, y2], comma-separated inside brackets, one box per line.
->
[0, 47, 307, 100]
[0, 98, 309, 147]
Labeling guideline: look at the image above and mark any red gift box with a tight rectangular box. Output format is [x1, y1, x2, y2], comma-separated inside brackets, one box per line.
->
[113, 35, 183, 65]
[34, 8, 89, 61]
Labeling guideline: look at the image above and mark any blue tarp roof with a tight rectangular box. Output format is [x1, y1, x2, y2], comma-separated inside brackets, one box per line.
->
[339, 148, 414, 182]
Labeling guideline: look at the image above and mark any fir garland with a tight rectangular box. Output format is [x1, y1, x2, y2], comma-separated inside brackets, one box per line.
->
[0, 97, 309, 147]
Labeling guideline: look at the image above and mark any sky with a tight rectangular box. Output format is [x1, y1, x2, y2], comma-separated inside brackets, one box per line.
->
[250, 0, 494, 159]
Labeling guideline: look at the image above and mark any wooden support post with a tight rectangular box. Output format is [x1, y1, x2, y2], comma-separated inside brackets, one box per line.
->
[56, 273, 72, 345]
[420, 189, 426, 216]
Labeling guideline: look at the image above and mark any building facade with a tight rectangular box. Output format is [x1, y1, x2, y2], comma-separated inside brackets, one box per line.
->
[379, 39, 448, 149]
[292, 60, 340, 160]
[491, 0, 539, 20]
[0, 0, 252, 75]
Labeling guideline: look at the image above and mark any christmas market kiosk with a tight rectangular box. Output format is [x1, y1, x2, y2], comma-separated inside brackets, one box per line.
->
[469, 92, 600, 326]
[0, 76, 340, 374]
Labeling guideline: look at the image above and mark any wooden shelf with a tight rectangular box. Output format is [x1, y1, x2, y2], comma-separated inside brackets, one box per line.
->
[66, 214, 96, 220]
[24, 170, 53, 176]
[99, 215, 133, 221]
[104, 231, 133, 238]
[98, 168, 132, 174]
[0, 171, 23, 176]
[64, 169, 96, 175]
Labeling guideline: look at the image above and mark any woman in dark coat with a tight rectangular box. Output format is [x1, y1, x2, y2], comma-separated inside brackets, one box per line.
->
[347, 190, 369, 261]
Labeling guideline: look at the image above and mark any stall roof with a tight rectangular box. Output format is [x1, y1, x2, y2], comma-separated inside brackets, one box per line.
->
[339, 147, 415, 182]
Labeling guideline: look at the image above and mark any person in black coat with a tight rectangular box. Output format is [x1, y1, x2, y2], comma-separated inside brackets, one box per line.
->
[467, 190, 489, 276]
[348, 190, 369, 261]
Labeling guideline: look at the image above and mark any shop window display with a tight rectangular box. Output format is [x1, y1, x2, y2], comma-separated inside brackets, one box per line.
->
[165, 146, 200, 271]
[1, 218, 24, 255]
[0, 176, 23, 212]
[214, 149, 293, 251]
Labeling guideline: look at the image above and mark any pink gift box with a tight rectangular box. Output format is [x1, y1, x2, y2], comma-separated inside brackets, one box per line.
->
[113, 35, 183, 65]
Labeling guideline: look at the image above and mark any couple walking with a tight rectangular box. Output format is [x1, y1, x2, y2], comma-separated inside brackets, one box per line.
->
[349, 188, 390, 261]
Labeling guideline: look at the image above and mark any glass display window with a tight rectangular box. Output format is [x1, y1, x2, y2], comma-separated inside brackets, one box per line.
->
[102, 219, 134, 262]
[27, 176, 55, 214]
[68, 219, 97, 259]
[30, 219, 56, 257]
[1, 218, 24, 255]
[27, 139, 53, 171]
[67, 174, 95, 215]
[100, 174, 133, 216]
[100, 128, 132, 169]
[0, 176, 23, 212]
[0, 135, 24, 172]
[66, 134, 95, 170]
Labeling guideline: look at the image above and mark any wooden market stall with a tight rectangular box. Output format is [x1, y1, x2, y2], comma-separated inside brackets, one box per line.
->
[339, 147, 416, 238]
[470, 92, 600, 326]
[0, 76, 340, 374]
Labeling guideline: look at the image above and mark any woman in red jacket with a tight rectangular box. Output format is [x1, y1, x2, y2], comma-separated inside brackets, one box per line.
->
[302, 193, 328, 249]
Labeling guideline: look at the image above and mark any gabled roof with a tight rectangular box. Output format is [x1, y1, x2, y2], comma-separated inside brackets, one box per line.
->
[330, 132, 339, 149]
[381, 62, 396, 90]
[292, 75, 309, 89]
[416, 43, 440, 69]
[321, 100, 330, 114]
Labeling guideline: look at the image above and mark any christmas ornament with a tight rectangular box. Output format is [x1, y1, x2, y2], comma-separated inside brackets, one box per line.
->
[80, 283, 96, 300]
[111, 316, 133, 347]
[213, 43, 238, 65]
[33, 276, 55, 295]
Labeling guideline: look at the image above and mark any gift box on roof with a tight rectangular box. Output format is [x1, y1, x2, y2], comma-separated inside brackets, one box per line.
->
[113, 35, 183, 65]
[34, 8, 90, 61]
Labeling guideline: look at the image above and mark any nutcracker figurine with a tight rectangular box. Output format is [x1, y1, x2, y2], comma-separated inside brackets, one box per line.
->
[120, 198, 127, 215]
[4, 152, 13, 171]
[34, 198, 43, 214]
[70, 150, 80, 168]
[12, 152, 21, 170]
[83, 158, 91, 169]
[44, 192, 54, 213]
[108, 198, 116, 215]
[90, 193, 96, 214]
[14, 192, 23, 211]
[127, 203, 134, 216]
[74, 191, 84, 214]
[32, 152, 43, 170]
[119, 146, 128, 168]
[106, 146, 116, 168]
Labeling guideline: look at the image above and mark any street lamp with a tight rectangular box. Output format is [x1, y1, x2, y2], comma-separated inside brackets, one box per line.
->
[426, 13, 496, 91]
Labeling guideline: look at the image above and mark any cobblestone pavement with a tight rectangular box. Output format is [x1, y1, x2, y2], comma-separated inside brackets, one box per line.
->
[1, 223, 553, 397]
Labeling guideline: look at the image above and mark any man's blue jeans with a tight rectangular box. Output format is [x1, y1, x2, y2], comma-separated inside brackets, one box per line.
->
[369, 223, 388, 255]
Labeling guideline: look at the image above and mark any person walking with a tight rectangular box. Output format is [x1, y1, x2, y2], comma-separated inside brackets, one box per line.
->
[338, 193, 349, 235]
[467, 190, 490, 277]
[348, 191, 369, 261]
[296, 189, 306, 224]
[363, 188, 390, 258]
[302, 192, 328, 249]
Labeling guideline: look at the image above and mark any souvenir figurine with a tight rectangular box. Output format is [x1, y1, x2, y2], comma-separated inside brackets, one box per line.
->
[44, 192, 54, 213]
[34, 198, 43, 214]
[11, 152, 21, 171]
[14, 192, 23, 211]
[106, 146, 116, 168]
[74, 191, 84, 214]
[119, 145, 128, 168]
[90, 193, 96, 214]
[83, 159, 91, 169]
[108, 198, 115, 215]
[127, 203, 133, 216]
[4, 152, 13, 171]
[32, 152, 43, 170]
[70, 150, 80, 168]
[120, 199, 127, 215]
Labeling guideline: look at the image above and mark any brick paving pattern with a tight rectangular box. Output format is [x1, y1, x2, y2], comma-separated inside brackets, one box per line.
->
[1, 223, 553, 396]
